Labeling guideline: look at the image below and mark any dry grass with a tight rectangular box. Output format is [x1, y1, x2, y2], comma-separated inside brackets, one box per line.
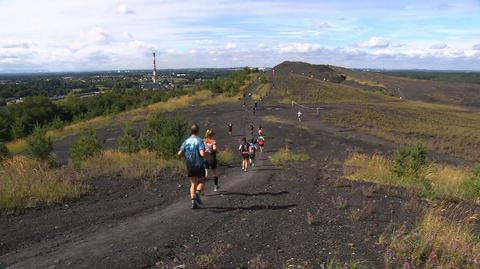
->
[384, 208, 480, 268]
[252, 82, 273, 101]
[262, 115, 312, 132]
[196, 243, 232, 269]
[5, 139, 28, 154]
[0, 156, 84, 213]
[344, 153, 476, 203]
[274, 74, 395, 104]
[269, 148, 310, 165]
[80, 150, 184, 182]
[200, 94, 239, 106]
[217, 147, 235, 166]
[322, 102, 480, 160]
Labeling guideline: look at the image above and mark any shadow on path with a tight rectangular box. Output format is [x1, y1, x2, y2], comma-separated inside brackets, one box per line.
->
[200, 204, 296, 213]
[208, 191, 288, 197]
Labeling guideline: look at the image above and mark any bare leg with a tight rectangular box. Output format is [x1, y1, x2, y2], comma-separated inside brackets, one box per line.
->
[189, 178, 198, 199]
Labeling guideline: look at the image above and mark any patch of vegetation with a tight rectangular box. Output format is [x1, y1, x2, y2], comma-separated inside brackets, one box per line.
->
[139, 114, 188, 158]
[80, 149, 183, 182]
[70, 131, 103, 166]
[262, 115, 312, 132]
[381, 70, 480, 84]
[384, 209, 480, 268]
[25, 126, 53, 161]
[217, 147, 235, 166]
[0, 156, 83, 214]
[196, 243, 232, 269]
[344, 151, 479, 203]
[118, 124, 140, 153]
[205, 67, 257, 96]
[391, 143, 427, 178]
[0, 142, 10, 161]
[459, 165, 480, 202]
[269, 148, 309, 165]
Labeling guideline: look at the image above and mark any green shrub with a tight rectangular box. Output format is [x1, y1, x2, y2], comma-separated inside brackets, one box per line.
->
[459, 165, 480, 202]
[139, 113, 188, 158]
[26, 126, 53, 160]
[391, 144, 427, 178]
[0, 142, 11, 161]
[118, 124, 140, 153]
[70, 131, 102, 166]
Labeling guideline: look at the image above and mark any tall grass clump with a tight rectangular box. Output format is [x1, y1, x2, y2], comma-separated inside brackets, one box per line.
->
[139, 113, 188, 158]
[0, 156, 83, 213]
[459, 165, 480, 203]
[80, 149, 183, 182]
[0, 142, 11, 161]
[217, 147, 235, 166]
[344, 150, 480, 203]
[269, 148, 309, 165]
[384, 209, 480, 268]
[70, 131, 103, 166]
[26, 126, 53, 160]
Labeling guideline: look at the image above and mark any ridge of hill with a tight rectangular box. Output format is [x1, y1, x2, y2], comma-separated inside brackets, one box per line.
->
[271, 61, 480, 107]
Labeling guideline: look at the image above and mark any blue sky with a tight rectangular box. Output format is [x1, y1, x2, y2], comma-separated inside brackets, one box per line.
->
[1, 0, 480, 72]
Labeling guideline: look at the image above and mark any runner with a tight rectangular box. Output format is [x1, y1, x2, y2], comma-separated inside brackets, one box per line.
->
[248, 138, 257, 167]
[249, 121, 254, 136]
[238, 137, 250, 172]
[254, 101, 258, 108]
[178, 124, 206, 209]
[258, 125, 264, 136]
[228, 122, 233, 136]
[297, 111, 302, 122]
[257, 135, 265, 153]
[204, 129, 219, 191]
[253, 107, 256, 115]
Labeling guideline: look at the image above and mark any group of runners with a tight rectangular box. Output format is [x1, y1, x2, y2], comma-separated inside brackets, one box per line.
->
[177, 92, 266, 209]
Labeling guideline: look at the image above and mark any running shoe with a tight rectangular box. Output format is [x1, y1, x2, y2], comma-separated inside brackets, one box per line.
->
[195, 191, 203, 205]
[191, 199, 198, 209]
[214, 185, 220, 192]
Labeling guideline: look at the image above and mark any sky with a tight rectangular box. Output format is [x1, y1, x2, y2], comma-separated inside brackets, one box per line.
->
[1, 0, 480, 72]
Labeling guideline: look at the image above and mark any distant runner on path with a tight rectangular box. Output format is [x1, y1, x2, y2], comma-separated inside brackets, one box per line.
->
[239, 137, 250, 172]
[258, 126, 264, 136]
[257, 135, 265, 153]
[178, 124, 206, 209]
[248, 138, 257, 167]
[228, 122, 233, 136]
[204, 129, 219, 191]
[249, 122, 254, 136]
[297, 111, 302, 122]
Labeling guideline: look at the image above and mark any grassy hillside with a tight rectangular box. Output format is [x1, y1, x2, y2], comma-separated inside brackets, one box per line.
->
[273, 73, 395, 104]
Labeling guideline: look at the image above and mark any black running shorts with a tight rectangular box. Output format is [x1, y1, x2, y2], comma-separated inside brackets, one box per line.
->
[188, 167, 206, 179]
[205, 155, 217, 170]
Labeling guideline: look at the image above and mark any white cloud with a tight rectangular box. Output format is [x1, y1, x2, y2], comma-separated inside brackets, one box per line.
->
[278, 43, 323, 54]
[84, 27, 110, 44]
[473, 44, 480, 50]
[225, 42, 237, 49]
[128, 40, 155, 50]
[359, 37, 390, 48]
[116, 3, 134, 15]
[430, 43, 447, 50]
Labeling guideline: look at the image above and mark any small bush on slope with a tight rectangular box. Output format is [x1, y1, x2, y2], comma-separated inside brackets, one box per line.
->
[118, 124, 140, 153]
[26, 126, 53, 161]
[70, 131, 102, 166]
[139, 113, 188, 158]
